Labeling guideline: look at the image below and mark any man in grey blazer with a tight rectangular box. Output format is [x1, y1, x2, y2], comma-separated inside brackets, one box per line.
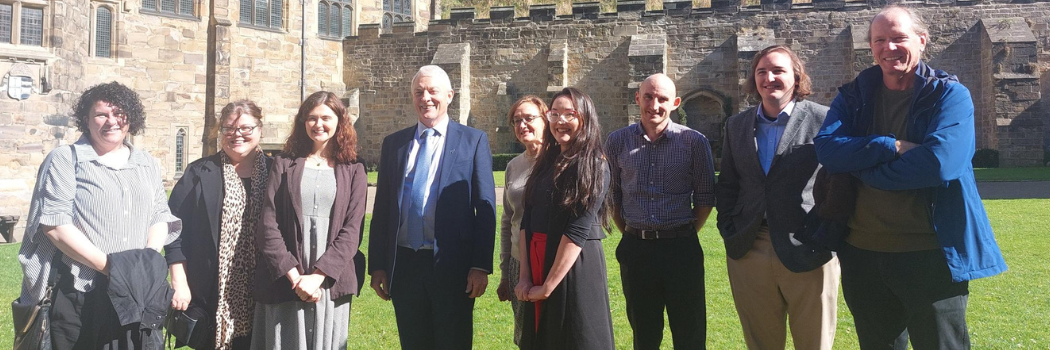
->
[715, 45, 840, 350]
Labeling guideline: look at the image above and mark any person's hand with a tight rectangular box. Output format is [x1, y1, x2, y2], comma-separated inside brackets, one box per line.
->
[496, 279, 511, 302]
[295, 274, 326, 302]
[371, 270, 391, 301]
[514, 279, 533, 302]
[171, 281, 191, 311]
[465, 269, 489, 298]
[896, 140, 919, 155]
[527, 285, 550, 302]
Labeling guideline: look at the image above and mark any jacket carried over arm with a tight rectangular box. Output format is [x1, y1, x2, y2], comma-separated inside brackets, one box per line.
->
[814, 62, 1007, 282]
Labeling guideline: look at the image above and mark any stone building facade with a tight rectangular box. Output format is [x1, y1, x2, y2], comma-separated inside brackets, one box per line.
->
[1, 0, 1047, 240]
[0, 0, 354, 240]
[346, 0, 1048, 168]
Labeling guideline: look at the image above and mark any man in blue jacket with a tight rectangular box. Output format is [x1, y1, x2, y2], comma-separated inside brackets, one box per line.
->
[814, 5, 1006, 349]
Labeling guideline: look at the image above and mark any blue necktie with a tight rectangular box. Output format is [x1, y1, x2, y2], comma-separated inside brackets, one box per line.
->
[405, 129, 434, 249]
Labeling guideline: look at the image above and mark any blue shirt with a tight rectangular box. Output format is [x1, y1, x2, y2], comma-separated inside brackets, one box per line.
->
[606, 121, 716, 230]
[397, 117, 448, 250]
[755, 101, 795, 175]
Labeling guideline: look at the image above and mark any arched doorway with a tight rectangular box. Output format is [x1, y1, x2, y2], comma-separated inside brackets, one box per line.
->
[678, 89, 730, 161]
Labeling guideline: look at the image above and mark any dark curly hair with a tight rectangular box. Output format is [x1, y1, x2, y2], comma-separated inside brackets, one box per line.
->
[282, 91, 358, 164]
[73, 81, 147, 136]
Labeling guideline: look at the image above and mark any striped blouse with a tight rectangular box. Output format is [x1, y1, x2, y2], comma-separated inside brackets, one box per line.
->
[20, 136, 181, 299]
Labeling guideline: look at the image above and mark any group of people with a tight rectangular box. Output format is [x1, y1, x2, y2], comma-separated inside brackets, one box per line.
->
[14, 4, 1006, 350]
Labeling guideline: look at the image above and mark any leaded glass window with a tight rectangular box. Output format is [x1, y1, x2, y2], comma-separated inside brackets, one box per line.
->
[175, 128, 186, 172]
[142, 0, 195, 17]
[318, 2, 327, 36]
[95, 7, 112, 57]
[241, 0, 282, 29]
[20, 7, 43, 46]
[0, 4, 11, 44]
[341, 6, 351, 37]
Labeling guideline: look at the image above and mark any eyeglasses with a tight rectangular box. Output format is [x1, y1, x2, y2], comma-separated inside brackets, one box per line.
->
[220, 125, 258, 135]
[512, 115, 542, 126]
[545, 110, 579, 123]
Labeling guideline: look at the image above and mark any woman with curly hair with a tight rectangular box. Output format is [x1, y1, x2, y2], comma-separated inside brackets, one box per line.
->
[15, 81, 181, 349]
[252, 91, 367, 350]
[515, 87, 615, 349]
[164, 100, 271, 349]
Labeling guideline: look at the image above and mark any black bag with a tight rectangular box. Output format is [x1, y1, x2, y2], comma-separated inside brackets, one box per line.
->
[164, 307, 207, 349]
[12, 254, 61, 350]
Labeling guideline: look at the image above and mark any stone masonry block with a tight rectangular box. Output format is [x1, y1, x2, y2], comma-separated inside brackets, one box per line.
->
[490, 6, 515, 22]
[431, 43, 471, 124]
[530, 4, 557, 22]
[573, 2, 601, 20]
[617, 0, 646, 19]
[812, 0, 845, 10]
[450, 7, 476, 21]
[736, 27, 776, 53]
[982, 18, 1037, 43]
[358, 24, 381, 38]
[549, 39, 568, 87]
[393, 22, 415, 34]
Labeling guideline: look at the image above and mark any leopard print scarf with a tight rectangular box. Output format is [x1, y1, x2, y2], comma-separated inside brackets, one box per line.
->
[214, 150, 267, 349]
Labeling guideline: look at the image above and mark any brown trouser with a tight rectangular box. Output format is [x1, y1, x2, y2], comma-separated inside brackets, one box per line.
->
[726, 226, 840, 350]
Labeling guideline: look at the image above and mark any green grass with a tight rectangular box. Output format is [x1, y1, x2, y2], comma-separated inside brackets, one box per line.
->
[973, 167, 1050, 182]
[1, 200, 1046, 348]
[368, 171, 506, 187]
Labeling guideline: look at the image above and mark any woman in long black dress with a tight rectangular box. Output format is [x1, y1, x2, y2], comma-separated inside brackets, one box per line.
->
[515, 87, 615, 349]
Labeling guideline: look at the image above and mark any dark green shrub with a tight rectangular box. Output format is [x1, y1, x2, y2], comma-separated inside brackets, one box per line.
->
[972, 149, 1000, 168]
[492, 153, 519, 171]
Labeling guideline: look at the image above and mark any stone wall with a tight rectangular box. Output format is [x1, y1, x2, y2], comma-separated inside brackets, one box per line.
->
[0, 0, 348, 240]
[344, 1, 1048, 166]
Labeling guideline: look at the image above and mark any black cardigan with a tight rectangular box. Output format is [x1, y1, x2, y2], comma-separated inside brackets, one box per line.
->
[164, 153, 272, 317]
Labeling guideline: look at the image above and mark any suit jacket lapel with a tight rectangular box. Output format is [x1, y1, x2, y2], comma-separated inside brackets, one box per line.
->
[438, 122, 461, 189]
[736, 109, 765, 178]
[776, 103, 807, 157]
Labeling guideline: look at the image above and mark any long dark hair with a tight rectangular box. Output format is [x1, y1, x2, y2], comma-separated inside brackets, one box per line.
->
[282, 91, 358, 163]
[524, 87, 607, 223]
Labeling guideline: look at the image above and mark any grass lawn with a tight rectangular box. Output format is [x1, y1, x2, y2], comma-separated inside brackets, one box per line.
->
[0, 200, 1045, 348]
[973, 167, 1050, 182]
[369, 171, 506, 187]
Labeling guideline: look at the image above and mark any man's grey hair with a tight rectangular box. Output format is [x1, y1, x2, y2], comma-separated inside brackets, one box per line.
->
[866, 5, 929, 42]
[412, 65, 453, 91]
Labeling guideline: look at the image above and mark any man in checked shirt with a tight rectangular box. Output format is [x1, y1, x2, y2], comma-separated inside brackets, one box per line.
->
[606, 73, 716, 350]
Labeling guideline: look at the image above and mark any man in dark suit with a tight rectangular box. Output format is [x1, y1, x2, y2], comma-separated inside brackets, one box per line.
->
[715, 45, 840, 350]
[368, 65, 497, 349]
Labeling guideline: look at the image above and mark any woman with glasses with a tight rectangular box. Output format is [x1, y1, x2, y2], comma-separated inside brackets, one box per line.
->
[252, 91, 367, 350]
[16, 81, 181, 348]
[515, 87, 615, 349]
[497, 95, 549, 347]
[165, 100, 271, 349]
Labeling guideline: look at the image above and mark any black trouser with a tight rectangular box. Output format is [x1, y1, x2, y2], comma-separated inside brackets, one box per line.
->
[839, 244, 970, 350]
[616, 234, 707, 350]
[50, 263, 147, 350]
[390, 247, 475, 350]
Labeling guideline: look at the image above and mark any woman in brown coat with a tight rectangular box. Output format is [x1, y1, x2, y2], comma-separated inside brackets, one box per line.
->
[252, 91, 367, 350]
